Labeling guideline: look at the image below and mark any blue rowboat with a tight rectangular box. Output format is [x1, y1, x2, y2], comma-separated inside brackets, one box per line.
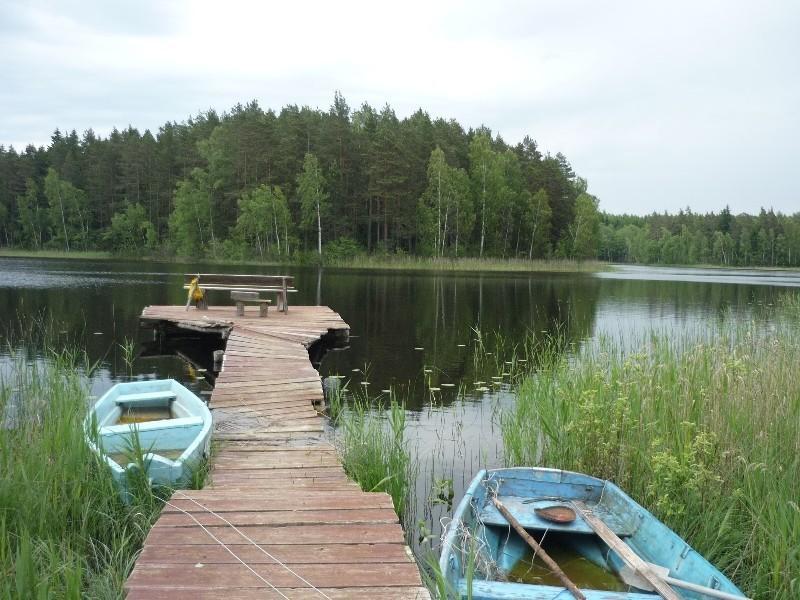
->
[440, 467, 746, 600]
[85, 379, 212, 495]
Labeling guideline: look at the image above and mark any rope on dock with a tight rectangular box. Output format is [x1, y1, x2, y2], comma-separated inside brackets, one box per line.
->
[162, 496, 291, 599]
[171, 491, 334, 599]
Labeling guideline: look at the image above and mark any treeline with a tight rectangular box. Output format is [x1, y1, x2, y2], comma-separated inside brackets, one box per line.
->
[601, 208, 800, 267]
[0, 94, 600, 260]
[1, 94, 797, 267]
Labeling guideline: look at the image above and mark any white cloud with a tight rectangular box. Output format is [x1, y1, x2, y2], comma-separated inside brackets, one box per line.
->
[1, 0, 798, 214]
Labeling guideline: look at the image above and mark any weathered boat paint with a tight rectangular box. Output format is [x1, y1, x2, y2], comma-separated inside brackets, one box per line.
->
[440, 467, 745, 599]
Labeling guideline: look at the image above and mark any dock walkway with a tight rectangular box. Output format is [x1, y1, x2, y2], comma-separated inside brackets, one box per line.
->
[126, 305, 429, 599]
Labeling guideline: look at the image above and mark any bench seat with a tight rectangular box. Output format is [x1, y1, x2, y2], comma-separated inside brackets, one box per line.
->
[230, 291, 271, 317]
[183, 273, 296, 312]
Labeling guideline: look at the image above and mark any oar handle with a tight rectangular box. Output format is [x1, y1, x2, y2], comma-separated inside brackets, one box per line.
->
[663, 575, 752, 600]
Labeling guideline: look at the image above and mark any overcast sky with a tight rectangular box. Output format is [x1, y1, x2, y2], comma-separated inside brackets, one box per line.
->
[1, 0, 798, 215]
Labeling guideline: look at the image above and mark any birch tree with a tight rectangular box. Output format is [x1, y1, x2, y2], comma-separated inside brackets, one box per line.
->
[468, 134, 499, 257]
[44, 168, 88, 251]
[570, 193, 600, 258]
[527, 188, 551, 259]
[235, 184, 292, 257]
[297, 153, 328, 255]
[169, 168, 215, 256]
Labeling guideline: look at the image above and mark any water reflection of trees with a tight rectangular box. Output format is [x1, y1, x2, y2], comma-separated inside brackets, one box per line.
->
[3, 260, 784, 414]
[318, 270, 602, 410]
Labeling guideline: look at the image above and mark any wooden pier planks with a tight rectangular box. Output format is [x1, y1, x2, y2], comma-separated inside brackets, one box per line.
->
[128, 305, 430, 599]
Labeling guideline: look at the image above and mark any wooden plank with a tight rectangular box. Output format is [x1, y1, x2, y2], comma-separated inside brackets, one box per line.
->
[162, 497, 393, 513]
[205, 483, 359, 492]
[153, 508, 398, 527]
[212, 455, 341, 469]
[136, 542, 412, 565]
[164, 489, 390, 504]
[212, 432, 328, 443]
[127, 562, 422, 589]
[573, 501, 680, 600]
[143, 523, 405, 545]
[127, 587, 431, 599]
[208, 467, 347, 480]
[214, 378, 321, 389]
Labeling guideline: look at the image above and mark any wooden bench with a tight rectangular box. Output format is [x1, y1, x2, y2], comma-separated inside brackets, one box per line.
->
[183, 274, 296, 313]
[231, 291, 270, 317]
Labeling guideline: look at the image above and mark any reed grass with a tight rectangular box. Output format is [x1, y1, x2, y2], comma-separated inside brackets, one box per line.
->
[0, 347, 165, 598]
[333, 387, 413, 521]
[0, 247, 606, 274]
[0, 249, 114, 260]
[322, 255, 606, 273]
[501, 297, 800, 599]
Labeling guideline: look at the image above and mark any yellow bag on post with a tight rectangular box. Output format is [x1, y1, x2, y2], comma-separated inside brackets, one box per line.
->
[185, 277, 206, 310]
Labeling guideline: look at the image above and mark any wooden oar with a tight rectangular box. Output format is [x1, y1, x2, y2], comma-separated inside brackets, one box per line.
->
[619, 563, 752, 600]
[491, 497, 586, 600]
[572, 500, 681, 600]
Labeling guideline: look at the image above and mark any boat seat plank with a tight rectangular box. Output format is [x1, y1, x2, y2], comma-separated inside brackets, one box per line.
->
[116, 391, 177, 404]
[100, 415, 204, 435]
[477, 496, 636, 537]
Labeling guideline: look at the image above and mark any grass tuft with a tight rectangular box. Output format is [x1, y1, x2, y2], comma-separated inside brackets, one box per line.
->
[334, 388, 413, 521]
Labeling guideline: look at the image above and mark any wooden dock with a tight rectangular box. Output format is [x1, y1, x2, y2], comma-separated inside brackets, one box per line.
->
[126, 305, 430, 599]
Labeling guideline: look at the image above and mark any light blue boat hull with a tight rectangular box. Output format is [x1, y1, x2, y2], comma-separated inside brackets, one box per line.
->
[85, 379, 212, 497]
[440, 468, 745, 599]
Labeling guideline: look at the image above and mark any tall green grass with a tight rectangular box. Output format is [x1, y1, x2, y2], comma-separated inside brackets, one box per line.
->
[322, 254, 606, 273]
[502, 299, 800, 599]
[0, 349, 163, 598]
[333, 386, 413, 521]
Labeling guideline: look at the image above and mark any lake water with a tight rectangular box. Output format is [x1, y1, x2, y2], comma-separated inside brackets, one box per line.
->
[1, 257, 798, 556]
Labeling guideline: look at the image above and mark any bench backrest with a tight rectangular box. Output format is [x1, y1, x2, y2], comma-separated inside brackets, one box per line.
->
[184, 273, 294, 288]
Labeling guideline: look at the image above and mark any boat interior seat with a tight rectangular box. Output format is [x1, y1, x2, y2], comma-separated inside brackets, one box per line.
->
[99, 415, 204, 436]
[115, 391, 177, 405]
[477, 496, 637, 537]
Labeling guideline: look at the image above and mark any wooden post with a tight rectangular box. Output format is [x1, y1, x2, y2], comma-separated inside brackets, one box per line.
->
[213, 350, 224, 371]
[282, 277, 288, 312]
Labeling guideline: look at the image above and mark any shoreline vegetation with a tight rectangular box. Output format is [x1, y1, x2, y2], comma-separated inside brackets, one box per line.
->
[0, 247, 606, 273]
[0, 346, 163, 598]
[6, 247, 800, 274]
[0, 327, 209, 598]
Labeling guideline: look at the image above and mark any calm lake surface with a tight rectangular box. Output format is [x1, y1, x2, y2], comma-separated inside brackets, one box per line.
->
[2, 257, 798, 555]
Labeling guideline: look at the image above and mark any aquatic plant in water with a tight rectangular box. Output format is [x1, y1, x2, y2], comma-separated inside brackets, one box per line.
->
[333, 387, 413, 522]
